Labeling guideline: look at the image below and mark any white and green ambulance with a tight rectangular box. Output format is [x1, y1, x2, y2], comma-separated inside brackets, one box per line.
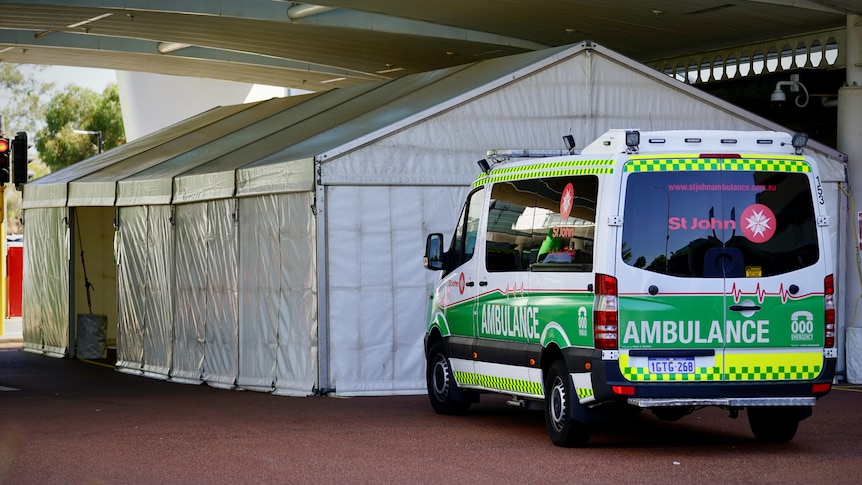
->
[423, 129, 836, 447]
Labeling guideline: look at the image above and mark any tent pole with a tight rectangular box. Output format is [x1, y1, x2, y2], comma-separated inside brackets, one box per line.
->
[67, 207, 76, 358]
[314, 161, 331, 394]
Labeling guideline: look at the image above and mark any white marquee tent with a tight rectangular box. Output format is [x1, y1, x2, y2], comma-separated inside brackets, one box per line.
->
[21, 42, 848, 396]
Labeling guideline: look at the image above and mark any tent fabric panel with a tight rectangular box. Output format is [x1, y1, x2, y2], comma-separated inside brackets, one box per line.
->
[236, 193, 318, 395]
[235, 158, 314, 197]
[116, 178, 173, 206]
[172, 172, 235, 204]
[237, 195, 280, 391]
[171, 203, 208, 383]
[142, 205, 175, 377]
[327, 185, 468, 395]
[21, 207, 70, 355]
[319, 51, 593, 187]
[116, 206, 147, 372]
[202, 199, 239, 388]
[274, 191, 318, 396]
[814, 154, 846, 183]
[67, 181, 117, 207]
[22, 184, 68, 209]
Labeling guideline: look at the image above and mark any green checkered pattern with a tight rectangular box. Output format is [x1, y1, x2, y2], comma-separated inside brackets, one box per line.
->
[624, 158, 811, 173]
[623, 366, 722, 382]
[473, 159, 614, 188]
[623, 364, 822, 382]
[725, 365, 821, 381]
[454, 371, 544, 396]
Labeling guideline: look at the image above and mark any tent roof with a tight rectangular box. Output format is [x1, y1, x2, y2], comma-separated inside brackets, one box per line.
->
[22, 42, 847, 209]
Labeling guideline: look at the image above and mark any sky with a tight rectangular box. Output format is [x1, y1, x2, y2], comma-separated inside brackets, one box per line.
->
[34, 65, 117, 92]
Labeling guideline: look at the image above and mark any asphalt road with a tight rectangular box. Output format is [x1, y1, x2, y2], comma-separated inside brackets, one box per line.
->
[1, 347, 860, 484]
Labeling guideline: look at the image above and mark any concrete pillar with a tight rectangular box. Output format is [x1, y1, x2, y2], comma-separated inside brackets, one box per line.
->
[839, 14, 862, 383]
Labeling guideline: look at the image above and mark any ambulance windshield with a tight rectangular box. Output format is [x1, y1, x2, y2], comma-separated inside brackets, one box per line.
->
[621, 170, 818, 278]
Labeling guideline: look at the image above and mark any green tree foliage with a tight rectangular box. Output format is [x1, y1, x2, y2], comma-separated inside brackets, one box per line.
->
[0, 63, 52, 134]
[35, 83, 125, 171]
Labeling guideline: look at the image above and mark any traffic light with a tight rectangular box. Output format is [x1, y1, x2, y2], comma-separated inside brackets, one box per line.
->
[12, 131, 28, 186]
[0, 137, 9, 185]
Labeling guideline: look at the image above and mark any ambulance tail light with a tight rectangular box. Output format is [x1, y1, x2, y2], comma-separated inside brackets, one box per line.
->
[811, 382, 831, 394]
[594, 273, 618, 350]
[824, 274, 835, 348]
[612, 385, 635, 395]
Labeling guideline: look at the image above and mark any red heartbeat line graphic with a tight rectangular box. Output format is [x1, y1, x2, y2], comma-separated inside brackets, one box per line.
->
[503, 282, 527, 298]
[730, 282, 794, 304]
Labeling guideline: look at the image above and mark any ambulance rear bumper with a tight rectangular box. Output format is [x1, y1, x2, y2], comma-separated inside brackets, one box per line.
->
[627, 397, 816, 408]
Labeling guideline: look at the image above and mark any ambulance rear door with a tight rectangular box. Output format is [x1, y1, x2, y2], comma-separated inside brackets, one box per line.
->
[615, 156, 829, 385]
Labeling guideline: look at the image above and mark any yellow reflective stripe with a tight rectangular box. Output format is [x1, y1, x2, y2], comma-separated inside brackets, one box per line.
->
[473, 159, 614, 188]
[724, 351, 823, 381]
[624, 158, 811, 173]
[454, 371, 544, 396]
[576, 387, 594, 399]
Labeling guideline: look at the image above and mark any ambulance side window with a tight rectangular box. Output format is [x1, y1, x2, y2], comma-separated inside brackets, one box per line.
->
[448, 187, 485, 273]
[483, 175, 597, 273]
[527, 176, 597, 272]
[486, 179, 539, 272]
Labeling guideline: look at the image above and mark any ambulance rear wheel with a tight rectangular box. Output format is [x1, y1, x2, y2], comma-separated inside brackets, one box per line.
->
[544, 360, 592, 447]
[426, 341, 471, 415]
[747, 406, 801, 443]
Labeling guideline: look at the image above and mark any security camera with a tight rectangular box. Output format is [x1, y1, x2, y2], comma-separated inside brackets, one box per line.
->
[770, 87, 786, 110]
[770, 75, 808, 109]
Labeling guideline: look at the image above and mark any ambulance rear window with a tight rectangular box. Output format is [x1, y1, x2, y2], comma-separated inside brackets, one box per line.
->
[621, 170, 818, 278]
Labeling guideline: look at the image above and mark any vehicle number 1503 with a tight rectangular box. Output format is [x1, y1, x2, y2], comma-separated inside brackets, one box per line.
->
[647, 357, 695, 374]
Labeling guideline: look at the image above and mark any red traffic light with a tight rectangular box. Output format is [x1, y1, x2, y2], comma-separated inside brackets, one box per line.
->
[0, 138, 9, 153]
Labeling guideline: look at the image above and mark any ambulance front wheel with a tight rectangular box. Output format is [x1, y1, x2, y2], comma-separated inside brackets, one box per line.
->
[426, 341, 472, 415]
[747, 406, 803, 443]
[544, 360, 592, 447]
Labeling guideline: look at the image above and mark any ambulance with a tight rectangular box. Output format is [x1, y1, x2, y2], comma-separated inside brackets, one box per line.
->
[423, 129, 836, 447]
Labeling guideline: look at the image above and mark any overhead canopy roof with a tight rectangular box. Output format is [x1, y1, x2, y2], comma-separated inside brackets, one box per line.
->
[0, 1, 858, 91]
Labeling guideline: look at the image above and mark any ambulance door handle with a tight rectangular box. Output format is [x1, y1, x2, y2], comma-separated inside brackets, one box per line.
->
[478, 281, 488, 286]
[465, 281, 475, 287]
[729, 304, 761, 312]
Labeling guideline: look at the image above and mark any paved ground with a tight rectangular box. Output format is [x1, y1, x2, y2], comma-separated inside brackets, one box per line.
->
[1, 347, 861, 484]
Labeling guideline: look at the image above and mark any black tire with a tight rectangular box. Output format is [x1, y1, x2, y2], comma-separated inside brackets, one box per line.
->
[426, 341, 471, 415]
[544, 360, 592, 447]
[747, 406, 802, 443]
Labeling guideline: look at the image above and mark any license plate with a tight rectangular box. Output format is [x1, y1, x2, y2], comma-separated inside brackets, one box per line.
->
[647, 357, 695, 374]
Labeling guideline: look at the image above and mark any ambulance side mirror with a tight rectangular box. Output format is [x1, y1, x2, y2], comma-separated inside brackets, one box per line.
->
[424, 233, 445, 271]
